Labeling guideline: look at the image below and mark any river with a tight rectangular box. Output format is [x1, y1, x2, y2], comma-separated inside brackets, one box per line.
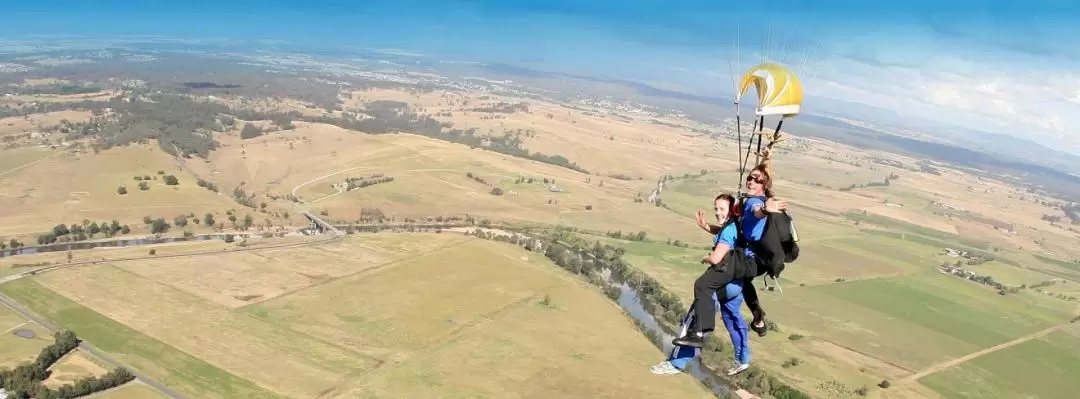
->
[603, 270, 736, 398]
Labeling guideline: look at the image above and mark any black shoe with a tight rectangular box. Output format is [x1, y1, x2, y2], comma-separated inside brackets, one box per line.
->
[672, 333, 705, 348]
[751, 320, 768, 337]
[750, 308, 768, 337]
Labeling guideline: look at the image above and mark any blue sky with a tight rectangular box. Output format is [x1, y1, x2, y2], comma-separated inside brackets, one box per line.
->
[4, 1, 1080, 154]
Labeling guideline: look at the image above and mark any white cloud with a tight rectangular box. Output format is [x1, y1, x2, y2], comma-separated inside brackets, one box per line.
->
[786, 29, 1080, 154]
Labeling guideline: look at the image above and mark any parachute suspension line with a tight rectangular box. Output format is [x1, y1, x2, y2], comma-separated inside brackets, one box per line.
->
[735, 103, 744, 195]
[738, 115, 759, 194]
[754, 115, 765, 166]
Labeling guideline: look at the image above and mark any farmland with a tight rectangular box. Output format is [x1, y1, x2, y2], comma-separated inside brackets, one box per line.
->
[1, 234, 713, 399]
[1, 52, 1079, 399]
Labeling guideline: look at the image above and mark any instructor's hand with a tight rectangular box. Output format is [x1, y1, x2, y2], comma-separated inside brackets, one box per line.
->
[765, 198, 788, 213]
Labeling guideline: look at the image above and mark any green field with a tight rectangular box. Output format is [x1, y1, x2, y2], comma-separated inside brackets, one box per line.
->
[589, 213, 1080, 398]
[0, 278, 284, 399]
[98, 383, 171, 399]
[919, 325, 1080, 399]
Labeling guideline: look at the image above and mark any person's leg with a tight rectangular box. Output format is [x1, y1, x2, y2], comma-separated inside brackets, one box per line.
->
[722, 294, 751, 375]
[654, 292, 718, 374]
[673, 265, 737, 347]
[743, 278, 768, 336]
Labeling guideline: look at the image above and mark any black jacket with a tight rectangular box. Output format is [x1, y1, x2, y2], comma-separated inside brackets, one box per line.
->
[742, 210, 799, 278]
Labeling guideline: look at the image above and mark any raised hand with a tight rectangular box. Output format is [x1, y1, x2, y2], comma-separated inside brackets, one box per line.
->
[765, 198, 788, 213]
[695, 210, 709, 230]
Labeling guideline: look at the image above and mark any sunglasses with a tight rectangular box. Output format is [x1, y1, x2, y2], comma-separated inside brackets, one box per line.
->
[746, 174, 765, 184]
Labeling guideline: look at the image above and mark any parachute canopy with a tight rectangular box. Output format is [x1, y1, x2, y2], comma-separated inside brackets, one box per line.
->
[736, 63, 803, 117]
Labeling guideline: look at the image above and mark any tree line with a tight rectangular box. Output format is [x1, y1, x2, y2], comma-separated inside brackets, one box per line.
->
[342, 174, 394, 191]
[0, 330, 136, 399]
[36, 220, 132, 245]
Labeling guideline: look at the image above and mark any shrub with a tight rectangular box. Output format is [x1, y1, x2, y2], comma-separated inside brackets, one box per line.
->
[116, 186, 127, 195]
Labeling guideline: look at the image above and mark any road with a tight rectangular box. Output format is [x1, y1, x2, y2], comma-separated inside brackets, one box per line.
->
[0, 291, 184, 399]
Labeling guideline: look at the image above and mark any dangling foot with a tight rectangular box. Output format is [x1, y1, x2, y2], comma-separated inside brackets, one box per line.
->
[726, 362, 750, 376]
[649, 361, 684, 375]
[672, 331, 706, 348]
[751, 310, 768, 337]
[751, 319, 768, 337]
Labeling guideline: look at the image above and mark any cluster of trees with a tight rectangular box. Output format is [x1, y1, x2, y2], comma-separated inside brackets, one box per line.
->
[839, 173, 898, 191]
[36, 220, 132, 245]
[358, 207, 387, 223]
[196, 178, 219, 193]
[299, 101, 587, 173]
[466, 172, 489, 185]
[240, 123, 264, 139]
[0, 238, 26, 252]
[232, 186, 256, 208]
[120, 171, 179, 194]
[342, 174, 394, 191]
[470, 102, 530, 114]
[605, 230, 648, 241]
[514, 176, 557, 185]
[0, 330, 136, 399]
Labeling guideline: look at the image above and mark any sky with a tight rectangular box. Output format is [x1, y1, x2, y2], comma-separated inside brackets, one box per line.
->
[3, 0, 1080, 154]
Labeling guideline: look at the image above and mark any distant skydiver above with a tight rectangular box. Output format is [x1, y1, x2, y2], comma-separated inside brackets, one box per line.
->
[672, 162, 793, 348]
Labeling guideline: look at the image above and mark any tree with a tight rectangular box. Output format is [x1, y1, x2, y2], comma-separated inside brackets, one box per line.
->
[174, 216, 188, 228]
[240, 123, 263, 139]
[88, 222, 100, 236]
[117, 186, 127, 195]
[150, 218, 169, 234]
[138, 181, 149, 191]
[204, 213, 215, 226]
[242, 214, 254, 230]
[163, 175, 179, 185]
[490, 187, 504, 196]
[120, 225, 131, 234]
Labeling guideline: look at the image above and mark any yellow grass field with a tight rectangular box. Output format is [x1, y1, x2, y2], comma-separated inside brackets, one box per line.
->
[0, 144, 266, 240]
[0, 110, 93, 136]
[42, 349, 111, 388]
[5, 234, 712, 399]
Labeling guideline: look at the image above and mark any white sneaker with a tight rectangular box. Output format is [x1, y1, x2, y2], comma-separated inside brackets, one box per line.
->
[726, 363, 750, 376]
[649, 361, 683, 375]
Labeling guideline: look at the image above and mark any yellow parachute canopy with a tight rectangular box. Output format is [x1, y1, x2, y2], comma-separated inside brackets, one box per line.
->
[736, 63, 803, 117]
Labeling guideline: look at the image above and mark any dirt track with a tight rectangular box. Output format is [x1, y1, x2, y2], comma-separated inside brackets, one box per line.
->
[901, 322, 1069, 383]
